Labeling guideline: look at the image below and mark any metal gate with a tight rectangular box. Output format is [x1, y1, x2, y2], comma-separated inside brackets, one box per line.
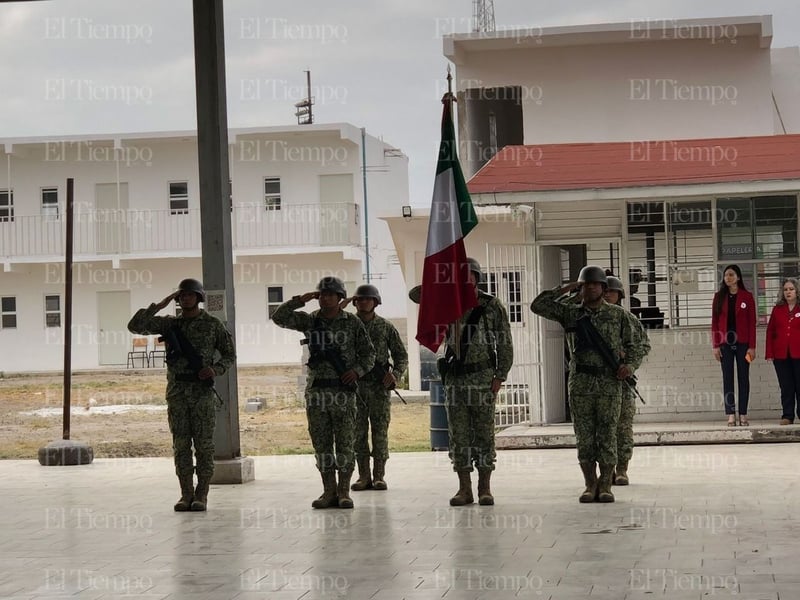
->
[483, 244, 541, 426]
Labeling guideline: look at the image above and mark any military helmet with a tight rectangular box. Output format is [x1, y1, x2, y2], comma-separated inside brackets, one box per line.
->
[606, 275, 625, 298]
[354, 284, 381, 305]
[408, 285, 422, 304]
[577, 265, 608, 286]
[467, 257, 482, 283]
[316, 276, 347, 299]
[178, 278, 205, 302]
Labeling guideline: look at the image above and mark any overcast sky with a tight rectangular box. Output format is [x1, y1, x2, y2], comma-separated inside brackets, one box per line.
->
[0, 0, 798, 206]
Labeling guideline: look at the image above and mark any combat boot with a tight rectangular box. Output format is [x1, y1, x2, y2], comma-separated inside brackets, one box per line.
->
[173, 474, 194, 512]
[613, 460, 629, 486]
[351, 456, 373, 491]
[597, 464, 615, 503]
[372, 459, 387, 491]
[477, 469, 494, 506]
[190, 476, 211, 511]
[337, 470, 354, 509]
[449, 471, 474, 506]
[312, 470, 339, 509]
[579, 461, 598, 503]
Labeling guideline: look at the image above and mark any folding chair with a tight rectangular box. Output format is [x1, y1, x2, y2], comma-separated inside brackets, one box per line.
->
[149, 337, 166, 367]
[127, 337, 150, 368]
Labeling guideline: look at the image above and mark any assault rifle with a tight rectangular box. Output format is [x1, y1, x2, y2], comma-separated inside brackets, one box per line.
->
[574, 314, 646, 404]
[302, 318, 357, 389]
[161, 326, 223, 406]
[369, 362, 407, 404]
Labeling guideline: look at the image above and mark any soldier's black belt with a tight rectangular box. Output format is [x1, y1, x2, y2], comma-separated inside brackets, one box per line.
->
[450, 360, 493, 376]
[310, 378, 348, 388]
[574, 364, 614, 377]
[173, 373, 200, 382]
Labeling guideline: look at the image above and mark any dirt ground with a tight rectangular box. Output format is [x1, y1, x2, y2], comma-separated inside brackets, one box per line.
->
[0, 366, 431, 460]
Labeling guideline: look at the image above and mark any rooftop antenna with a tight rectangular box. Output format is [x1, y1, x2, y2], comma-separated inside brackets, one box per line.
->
[294, 70, 314, 125]
[472, 0, 495, 33]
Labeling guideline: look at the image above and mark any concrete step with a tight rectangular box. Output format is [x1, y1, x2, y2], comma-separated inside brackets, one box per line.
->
[497, 420, 800, 449]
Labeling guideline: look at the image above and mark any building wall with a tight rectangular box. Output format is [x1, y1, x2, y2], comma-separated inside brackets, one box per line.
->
[636, 328, 780, 421]
[0, 255, 365, 373]
[0, 126, 409, 372]
[454, 37, 774, 177]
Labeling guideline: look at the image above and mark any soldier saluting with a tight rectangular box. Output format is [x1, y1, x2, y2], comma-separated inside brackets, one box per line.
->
[531, 266, 647, 503]
[271, 277, 375, 509]
[127, 278, 236, 512]
[346, 284, 408, 492]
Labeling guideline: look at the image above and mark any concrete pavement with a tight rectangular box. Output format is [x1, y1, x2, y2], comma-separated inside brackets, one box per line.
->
[1, 443, 799, 599]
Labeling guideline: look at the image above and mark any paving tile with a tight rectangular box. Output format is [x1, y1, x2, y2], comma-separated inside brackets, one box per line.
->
[1, 445, 796, 599]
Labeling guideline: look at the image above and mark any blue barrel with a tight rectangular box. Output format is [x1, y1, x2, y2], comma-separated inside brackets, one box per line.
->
[429, 380, 449, 451]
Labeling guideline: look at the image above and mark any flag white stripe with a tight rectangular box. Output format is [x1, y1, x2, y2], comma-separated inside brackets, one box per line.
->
[424, 167, 463, 257]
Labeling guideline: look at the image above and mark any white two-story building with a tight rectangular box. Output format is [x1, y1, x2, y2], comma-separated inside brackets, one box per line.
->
[388, 15, 800, 423]
[0, 123, 408, 373]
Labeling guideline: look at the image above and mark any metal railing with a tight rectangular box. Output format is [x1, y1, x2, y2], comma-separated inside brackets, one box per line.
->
[0, 203, 360, 259]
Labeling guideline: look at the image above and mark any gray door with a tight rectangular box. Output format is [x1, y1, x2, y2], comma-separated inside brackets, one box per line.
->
[95, 182, 129, 254]
[97, 291, 130, 365]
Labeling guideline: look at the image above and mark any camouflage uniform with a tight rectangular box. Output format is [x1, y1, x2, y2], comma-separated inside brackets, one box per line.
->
[617, 313, 650, 470]
[442, 291, 514, 473]
[127, 305, 235, 483]
[355, 316, 408, 462]
[271, 298, 375, 474]
[531, 289, 647, 468]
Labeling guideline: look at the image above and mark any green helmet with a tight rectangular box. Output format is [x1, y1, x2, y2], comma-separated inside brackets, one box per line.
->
[606, 275, 625, 299]
[577, 265, 607, 286]
[354, 284, 381, 305]
[178, 278, 205, 302]
[467, 257, 482, 283]
[316, 276, 347, 299]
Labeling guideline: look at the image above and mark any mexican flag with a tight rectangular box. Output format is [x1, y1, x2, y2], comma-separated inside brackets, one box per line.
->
[415, 96, 479, 353]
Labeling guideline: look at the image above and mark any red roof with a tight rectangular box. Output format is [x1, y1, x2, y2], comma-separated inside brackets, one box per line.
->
[467, 134, 800, 194]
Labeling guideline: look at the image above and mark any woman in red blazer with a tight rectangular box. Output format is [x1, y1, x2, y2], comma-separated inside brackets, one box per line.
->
[765, 277, 800, 425]
[711, 265, 756, 426]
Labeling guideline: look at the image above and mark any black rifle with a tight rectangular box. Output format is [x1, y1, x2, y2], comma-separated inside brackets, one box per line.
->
[161, 326, 223, 406]
[369, 362, 407, 404]
[302, 318, 357, 389]
[574, 314, 646, 404]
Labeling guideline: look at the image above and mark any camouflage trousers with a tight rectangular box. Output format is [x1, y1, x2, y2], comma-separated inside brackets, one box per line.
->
[355, 380, 391, 461]
[445, 374, 496, 472]
[616, 389, 636, 465]
[305, 387, 357, 473]
[166, 381, 217, 480]
[568, 372, 622, 466]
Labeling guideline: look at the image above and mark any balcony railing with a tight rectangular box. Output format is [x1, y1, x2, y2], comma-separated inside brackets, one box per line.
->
[0, 203, 360, 259]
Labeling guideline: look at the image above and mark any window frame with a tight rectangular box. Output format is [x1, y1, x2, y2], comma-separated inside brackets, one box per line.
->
[267, 286, 284, 319]
[44, 294, 61, 328]
[41, 187, 59, 221]
[168, 181, 189, 215]
[0, 189, 14, 223]
[625, 194, 800, 330]
[1, 296, 17, 329]
[264, 177, 281, 211]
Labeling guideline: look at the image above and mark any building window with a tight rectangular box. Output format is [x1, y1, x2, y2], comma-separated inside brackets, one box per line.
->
[484, 271, 523, 323]
[267, 286, 283, 319]
[169, 182, 189, 215]
[626, 195, 799, 328]
[45, 295, 61, 327]
[42, 187, 59, 221]
[264, 177, 281, 211]
[1, 296, 17, 328]
[0, 190, 14, 223]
